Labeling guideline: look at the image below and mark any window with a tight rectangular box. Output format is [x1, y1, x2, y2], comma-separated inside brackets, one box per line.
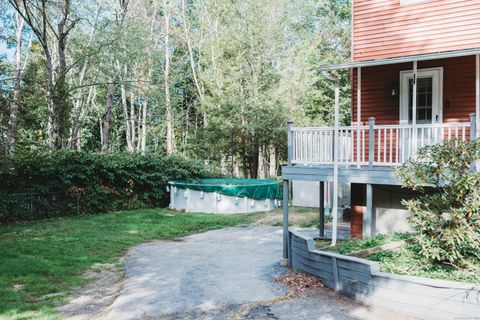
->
[400, 0, 432, 5]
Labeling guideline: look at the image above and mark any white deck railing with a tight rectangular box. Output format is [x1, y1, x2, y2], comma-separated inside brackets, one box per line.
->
[289, 118, 476, 167]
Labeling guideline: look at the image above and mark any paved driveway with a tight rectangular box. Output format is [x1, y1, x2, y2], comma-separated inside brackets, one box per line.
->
[106, 225, 411, 320]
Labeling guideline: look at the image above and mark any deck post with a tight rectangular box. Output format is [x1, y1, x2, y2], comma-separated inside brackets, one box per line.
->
[281, 179, 289, 266]
[368, 117, 375, 168]
[357, 67, 362, 167]
[287, 121, 294, 166]
[319, 181, 325, 238]
[412, 61, 418, 153]
[364, 183, 373, 239]
[470, 113, 477, 141]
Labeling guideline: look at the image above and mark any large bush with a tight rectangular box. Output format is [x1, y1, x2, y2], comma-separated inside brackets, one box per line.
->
[0, 151, 211, 222]
[396, 139, 480, 267]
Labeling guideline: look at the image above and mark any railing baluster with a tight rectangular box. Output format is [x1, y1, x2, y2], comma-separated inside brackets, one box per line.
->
[377, 128, 380, 164]
[395, 128, 399, 164]
[362, 128, 365, 163]
[383, 128, 387, 163]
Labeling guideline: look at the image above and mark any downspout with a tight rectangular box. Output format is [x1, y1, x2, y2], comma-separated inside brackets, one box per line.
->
[323, 72, 340, 246]
[332, 79, 340, 246]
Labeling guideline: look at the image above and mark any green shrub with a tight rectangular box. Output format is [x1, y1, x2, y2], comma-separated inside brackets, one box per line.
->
[396, 139, 480, 267]
[0, 151, 211, 222]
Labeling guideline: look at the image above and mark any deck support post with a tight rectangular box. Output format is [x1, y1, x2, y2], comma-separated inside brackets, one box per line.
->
[364, 183, 373, 239]
[368, 117, 375, 168]
[319, 181, 325, 238]
[287, 121, 294, 166]
[281, 179, 289, 266]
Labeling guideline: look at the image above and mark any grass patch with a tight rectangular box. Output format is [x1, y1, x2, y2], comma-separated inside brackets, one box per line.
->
[315, 233, 480, 283]
[315, 233, 411, 254]
[0, 208, 254, 319]
[253, 207, 329, 228]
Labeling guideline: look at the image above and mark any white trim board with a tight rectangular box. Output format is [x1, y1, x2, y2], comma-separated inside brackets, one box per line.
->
[399, 67, 443, 124]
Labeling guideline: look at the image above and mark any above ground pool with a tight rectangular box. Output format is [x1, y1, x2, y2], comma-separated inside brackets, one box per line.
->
[168, 178, 280, 214]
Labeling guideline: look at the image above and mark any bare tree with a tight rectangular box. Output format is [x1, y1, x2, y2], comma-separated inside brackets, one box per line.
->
[7, 0, 79, 148]
[6, 8, 28, 156]
[164, 0, 174, 154]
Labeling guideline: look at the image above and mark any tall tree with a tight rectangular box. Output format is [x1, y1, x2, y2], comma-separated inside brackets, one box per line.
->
[8, 0, 79, 148]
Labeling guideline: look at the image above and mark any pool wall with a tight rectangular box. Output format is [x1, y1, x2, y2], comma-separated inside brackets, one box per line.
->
[169, 187, 276, 214]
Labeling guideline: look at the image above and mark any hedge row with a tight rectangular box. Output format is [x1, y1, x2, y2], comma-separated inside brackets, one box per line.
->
[0, 151, 210, 222]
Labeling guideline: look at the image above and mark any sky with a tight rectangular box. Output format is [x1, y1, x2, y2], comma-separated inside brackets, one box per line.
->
[0, 40, 14, 60]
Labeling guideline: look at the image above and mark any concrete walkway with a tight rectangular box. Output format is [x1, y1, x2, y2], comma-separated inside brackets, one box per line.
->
[107, 226, 412, 320]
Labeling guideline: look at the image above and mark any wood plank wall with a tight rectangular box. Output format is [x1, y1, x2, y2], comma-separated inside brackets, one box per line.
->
[353, 0, 480, 61]
[289, 230, 480, 320]
[351, 55, 476, 125]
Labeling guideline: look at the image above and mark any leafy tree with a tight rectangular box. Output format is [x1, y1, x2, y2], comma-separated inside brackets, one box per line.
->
[396, 140, 480, 267]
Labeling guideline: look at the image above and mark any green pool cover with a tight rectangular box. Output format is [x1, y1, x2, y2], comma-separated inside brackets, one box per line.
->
[169, 178, 280, 200]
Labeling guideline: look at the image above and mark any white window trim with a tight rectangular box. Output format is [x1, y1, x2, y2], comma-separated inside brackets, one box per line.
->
[400, 0, 432, 5]
[399, 67, 443, 124]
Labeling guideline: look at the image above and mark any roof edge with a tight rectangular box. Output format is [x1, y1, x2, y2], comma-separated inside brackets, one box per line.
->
[320, 48, 480, 71]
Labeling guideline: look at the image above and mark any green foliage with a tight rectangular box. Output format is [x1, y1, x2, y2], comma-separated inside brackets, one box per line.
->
[368, 244, 480, 283]
[0, 151, 210, 222]
[396, 139, 480, 266]
[0, 208, 253, 319]
[316, 232, 411, 255]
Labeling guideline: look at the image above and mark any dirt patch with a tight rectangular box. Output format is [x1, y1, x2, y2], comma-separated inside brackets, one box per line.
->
[276, 269, 323, 294]
[56, 262, 124, 320]
[253, 208, 320, 228]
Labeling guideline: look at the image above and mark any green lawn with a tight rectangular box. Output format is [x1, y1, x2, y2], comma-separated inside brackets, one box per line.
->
[0, 209, 254, 320]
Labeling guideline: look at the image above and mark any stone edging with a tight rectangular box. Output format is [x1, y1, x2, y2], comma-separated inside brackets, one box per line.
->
[288, 230, 480, 320]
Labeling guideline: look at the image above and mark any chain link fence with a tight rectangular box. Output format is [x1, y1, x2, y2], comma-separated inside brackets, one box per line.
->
[0, 192, 82, 223]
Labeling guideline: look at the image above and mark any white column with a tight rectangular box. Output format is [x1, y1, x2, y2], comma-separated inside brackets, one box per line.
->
[331, 82, 340, 246]
[412, 61, 418, 154]
[357, 67, 362, 167]
[412, 61, 417, 125]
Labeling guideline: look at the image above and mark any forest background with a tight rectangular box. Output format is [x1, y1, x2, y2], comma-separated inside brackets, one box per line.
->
[0, 0, 351, 178]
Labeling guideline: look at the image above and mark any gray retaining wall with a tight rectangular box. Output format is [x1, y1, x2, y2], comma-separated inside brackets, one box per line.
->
[289, 230, 480, 320]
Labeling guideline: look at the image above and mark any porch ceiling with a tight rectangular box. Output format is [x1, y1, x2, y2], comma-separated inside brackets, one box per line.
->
[320, 47, 480, 71]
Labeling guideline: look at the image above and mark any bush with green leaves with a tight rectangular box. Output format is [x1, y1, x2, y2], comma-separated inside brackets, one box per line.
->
[396, 139, 480, 267]
[0, 151, 211, 222]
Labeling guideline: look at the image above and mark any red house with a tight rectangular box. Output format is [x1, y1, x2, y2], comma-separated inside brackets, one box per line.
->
[282, 0, 480, 245]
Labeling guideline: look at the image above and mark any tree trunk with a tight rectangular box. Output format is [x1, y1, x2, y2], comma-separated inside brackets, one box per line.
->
[164, 0, 175, 155]
[120, 82, 134, 152]
[101, 82, 115, 152]
[268, 145, 276, 177]
[129, 92, 136, 150]
[251, 144, 259, 179]
[6, 11, 25, 156]
[181, 0, 203, 102]
[257, 146, 266, 179]
[140, 99, 147, 153]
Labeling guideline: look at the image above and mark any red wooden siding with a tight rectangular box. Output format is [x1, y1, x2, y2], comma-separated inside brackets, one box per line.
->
[350, 56, 475, 164]
[352, 55, 476, 126]
[353, 0, 480, 61]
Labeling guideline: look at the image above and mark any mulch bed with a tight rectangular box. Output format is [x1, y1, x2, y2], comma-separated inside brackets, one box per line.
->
[276, 269, 323, 293]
